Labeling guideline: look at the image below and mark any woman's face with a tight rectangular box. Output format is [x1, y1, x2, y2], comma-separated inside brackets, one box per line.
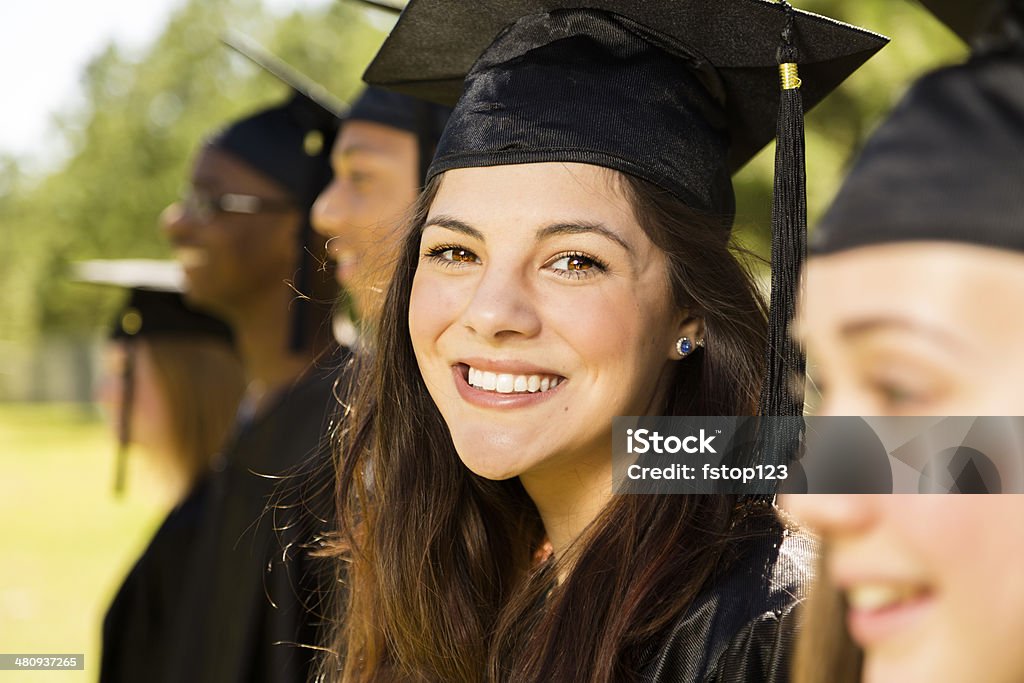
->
[409, 163, 691, 482]
[785, 495, 1024, 683]
[790, 240, 1024, 683]
[798, 242, 1024, 416]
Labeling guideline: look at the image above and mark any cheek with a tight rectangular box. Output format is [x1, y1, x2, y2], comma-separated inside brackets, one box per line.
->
[409, 269, 461, 359]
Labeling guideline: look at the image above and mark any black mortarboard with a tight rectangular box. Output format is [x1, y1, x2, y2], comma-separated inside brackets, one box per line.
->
[216, 33, 344, 351]
[813, 47, 1024, 255]
[364, 1, 887, 481]
[366, 1, 886, 211]
[916, 0, 1007, 43]
[75, 260, 234, 495]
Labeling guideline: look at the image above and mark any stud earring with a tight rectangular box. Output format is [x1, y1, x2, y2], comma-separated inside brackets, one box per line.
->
[676, 337, 694, 357]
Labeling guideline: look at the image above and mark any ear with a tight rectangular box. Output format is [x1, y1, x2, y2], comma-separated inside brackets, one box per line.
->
[667, 312, 706, 361]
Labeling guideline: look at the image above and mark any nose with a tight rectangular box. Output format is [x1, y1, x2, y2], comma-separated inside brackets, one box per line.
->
[159, 201, 194, 245]
[311, 179, 349, 239]
[460, 262, 542, 343]
[782, 493, 878, 538]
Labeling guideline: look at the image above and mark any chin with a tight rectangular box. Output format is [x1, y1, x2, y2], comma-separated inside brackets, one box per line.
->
[449, 432, 534, 481]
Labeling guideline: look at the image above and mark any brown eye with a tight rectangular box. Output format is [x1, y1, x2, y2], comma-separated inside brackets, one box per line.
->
[552, 254, 598, 272]
[445, 248, 476, 263]
[425, 245, 480, 266]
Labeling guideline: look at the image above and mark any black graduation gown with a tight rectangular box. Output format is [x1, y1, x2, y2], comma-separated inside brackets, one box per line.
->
[638, 512, 815, 683]
[159, 364, 340, 683]
[100, 479, 210, 682]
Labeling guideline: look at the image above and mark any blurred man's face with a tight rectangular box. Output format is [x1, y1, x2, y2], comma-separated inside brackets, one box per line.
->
[311, 120, 419, 319]
[161, 145, 301, 319]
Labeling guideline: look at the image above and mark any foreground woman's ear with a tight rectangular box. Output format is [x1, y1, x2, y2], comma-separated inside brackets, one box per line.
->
[671, 315, 705, 360]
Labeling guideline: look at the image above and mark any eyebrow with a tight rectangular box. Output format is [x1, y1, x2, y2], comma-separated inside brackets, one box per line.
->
[337, 143, 394, 159]
[423, 215, 485, 241]
[839, 317, 969, 350]
[423, 215, 632, 253]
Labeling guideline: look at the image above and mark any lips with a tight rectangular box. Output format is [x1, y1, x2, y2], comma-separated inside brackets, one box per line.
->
[842, 581, 934, 647]
[451, 361, 566, 408]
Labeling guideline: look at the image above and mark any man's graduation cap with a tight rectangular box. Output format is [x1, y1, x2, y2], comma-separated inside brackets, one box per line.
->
[364, 0, 887, 476]
[215, 33, 345, 351]
[75, 260, 234, 495]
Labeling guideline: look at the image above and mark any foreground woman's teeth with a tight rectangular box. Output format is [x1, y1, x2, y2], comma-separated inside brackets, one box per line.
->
[468, 367, 562, 394]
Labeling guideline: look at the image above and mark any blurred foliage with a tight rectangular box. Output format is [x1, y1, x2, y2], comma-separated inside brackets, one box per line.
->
[0, 0, 385, 347]
[0, 0, 966, 348]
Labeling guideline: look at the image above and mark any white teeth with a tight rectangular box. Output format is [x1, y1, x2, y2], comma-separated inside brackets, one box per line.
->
[176, 248, 208, 268]
[846, 584, 925, 611]
[496, 374, 515, 393]
[465, 366, 563, 394]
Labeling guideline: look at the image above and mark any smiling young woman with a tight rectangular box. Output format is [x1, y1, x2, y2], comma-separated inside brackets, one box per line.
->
[320, 3, 885, 682]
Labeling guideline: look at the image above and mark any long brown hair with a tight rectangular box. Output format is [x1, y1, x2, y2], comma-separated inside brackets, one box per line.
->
[144, 336, 245, 491]
[322, 170, 770, 683]
[792, 548, 862, 683]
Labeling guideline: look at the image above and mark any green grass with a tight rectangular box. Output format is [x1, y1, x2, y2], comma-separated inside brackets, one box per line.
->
[0, 404, 168, 683]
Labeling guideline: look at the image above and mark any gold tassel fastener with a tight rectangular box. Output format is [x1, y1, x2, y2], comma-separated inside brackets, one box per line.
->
[779, 62, 802, 90]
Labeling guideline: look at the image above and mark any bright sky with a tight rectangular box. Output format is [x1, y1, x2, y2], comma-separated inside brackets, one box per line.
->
[0, 0, 333, 169]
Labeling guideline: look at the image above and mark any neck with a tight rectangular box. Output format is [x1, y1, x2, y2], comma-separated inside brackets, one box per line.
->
[226, 287, 316, 414]
[519, 450, 613, 560]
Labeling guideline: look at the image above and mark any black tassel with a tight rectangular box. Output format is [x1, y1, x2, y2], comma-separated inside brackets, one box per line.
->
[114, 337, 136, 496]
[753, 4, 808, 492]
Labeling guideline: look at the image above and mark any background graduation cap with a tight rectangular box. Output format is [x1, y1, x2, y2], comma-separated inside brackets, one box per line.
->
[364, 0, 887, 480]
[343, 0, 451, 184]
[916, 0, 1005, 43]
[217, 32, 346, 352]
[812, 8, 1024, 256]
[75, 260, 234, 495]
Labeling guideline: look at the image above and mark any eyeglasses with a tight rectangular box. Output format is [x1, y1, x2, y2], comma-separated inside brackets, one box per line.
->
[180, 189, 297, 224]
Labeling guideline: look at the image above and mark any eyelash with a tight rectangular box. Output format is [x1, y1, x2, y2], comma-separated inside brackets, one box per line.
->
[548, 251, 608, 280]
[421, 245, 609, 279]
[423, 243, 479, 269]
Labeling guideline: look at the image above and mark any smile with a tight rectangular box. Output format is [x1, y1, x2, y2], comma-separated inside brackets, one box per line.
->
[176, 247, 209, 268]
[451, 362, 566, 408]
[843, 581, 934, 648]
[466, 366, 563, 394]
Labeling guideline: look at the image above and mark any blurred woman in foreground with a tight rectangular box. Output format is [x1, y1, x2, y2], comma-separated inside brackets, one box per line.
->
[788, 6, 1024, 681]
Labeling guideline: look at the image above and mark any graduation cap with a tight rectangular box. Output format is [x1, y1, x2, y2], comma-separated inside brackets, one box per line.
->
[916, 0, 1006, 44]
[364, 0, 887, 477]
[216, 33, 345, 352]
[75, 260, 234, 495]
[812, 39, 1024, 256]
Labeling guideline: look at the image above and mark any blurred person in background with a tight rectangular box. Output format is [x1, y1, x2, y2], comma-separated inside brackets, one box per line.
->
[80, 260, 247, 683]
[156, 64, 345, 682]
[311, 85, 450, 325]
[787, 2, 1024, 682]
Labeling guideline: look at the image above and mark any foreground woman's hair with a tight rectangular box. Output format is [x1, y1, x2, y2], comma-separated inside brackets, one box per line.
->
[321, 172, 770, 683]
